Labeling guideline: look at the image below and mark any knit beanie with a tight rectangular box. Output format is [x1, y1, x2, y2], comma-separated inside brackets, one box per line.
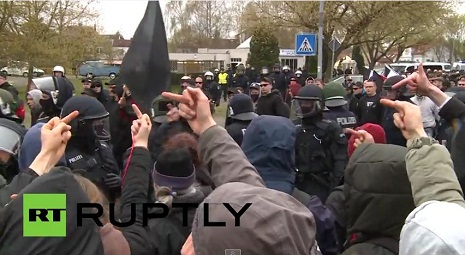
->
[152, 147, 195, 191]
[347, 123, 386, 157]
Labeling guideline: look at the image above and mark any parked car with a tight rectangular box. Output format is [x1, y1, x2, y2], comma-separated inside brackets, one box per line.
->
[331, 75, 364, 85]
[1, 63, 45, 77]
[389, 62, 451, 73]
[78, 61, 120, 79]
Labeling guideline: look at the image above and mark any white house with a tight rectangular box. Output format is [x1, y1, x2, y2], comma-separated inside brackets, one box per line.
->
[167, 36, 306, 73]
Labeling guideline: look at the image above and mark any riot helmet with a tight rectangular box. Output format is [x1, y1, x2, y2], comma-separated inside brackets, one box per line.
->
[31, 76, 74, 116]
[323, 82, 347, 107]
[295, 70, 303, 78]
[204, 71, 214, 81]
[273, 63, 281, 73]
[282, 65, 291, 73]
[0, 89, 20, 123]
[292, 85, 324, 118]
[151, 95, 173, 124]
[261, 66, 269, 75]
[60, 96, 111, 141]
[53, 66, 65, 77]
[0, 118, 25, 159]
[180, 76, 193, 89]
[236, 64, 245, 75]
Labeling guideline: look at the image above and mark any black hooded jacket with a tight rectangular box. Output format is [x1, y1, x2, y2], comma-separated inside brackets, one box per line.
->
[0, 167, 104, 255]
[343, 144, 415, 255]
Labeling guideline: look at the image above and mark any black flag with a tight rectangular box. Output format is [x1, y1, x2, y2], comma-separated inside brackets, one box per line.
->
[116, 1, 170, 113]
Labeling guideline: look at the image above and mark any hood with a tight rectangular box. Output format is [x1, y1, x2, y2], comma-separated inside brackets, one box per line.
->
[400, 201, 465, 255]
[18, 123, 67, 172]
[242, 115, 296, 194]
[26, 89, 42, 109]
[0, 167, 104, 255]
[344, 143, 415, 240]
[191, 182, 318, 255]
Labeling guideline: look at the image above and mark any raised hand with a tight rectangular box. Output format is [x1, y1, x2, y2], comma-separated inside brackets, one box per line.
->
[30, 111, 79, 176]
[391, 63, 434, 96]
[346, 128, 375, 148]
[131, 104, 152, 148]
[162, 87, 216, 135]
[380, 99, 427, 140]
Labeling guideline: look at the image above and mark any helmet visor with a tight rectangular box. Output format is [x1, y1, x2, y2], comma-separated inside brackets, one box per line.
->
[0, 126, 21, 155]
[31, 77, 57, 92]
[91, 117, 111, 141]
[292, 98, 322, 118]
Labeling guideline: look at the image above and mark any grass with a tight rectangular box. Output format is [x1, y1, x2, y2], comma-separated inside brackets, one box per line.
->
[20, 77, 227, 128]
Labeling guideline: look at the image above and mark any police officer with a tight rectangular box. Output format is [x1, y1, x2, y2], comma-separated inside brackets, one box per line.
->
[0, 118, 26, 186]
[295, 70, 305, 86]
[255, 66, 271, 83]
[31, 76, 74, 123]
[225, 94, 258, 145]
[270, 63, 287, 99]
[205, 71, 221, 107]
[218, 69, 229, 102]
[151, 95, 172, 129]
[60, 96, 121, 202]
[293, 85, 348, 203]
[232, 64, 250, 94]
[180, 76, 193, 92]
[322, 82, 357, 130]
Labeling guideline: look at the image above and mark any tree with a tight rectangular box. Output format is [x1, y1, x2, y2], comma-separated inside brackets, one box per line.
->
[245, 1, 456, 79]
[247, 24, 279, 69]
[357, 1, 454, 68]
[0, 0, 101, 86]
[352, 45, 365, 74]
[165, 1, 242, 49]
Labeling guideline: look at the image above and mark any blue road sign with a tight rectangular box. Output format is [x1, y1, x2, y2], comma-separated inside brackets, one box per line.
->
[295, 33, 317, 56]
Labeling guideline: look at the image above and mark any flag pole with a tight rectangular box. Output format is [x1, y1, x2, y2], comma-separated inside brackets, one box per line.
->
[317, 0, 324, 80]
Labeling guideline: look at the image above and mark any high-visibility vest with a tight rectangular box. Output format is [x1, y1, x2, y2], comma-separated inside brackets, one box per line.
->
[218, 73, 228, 85]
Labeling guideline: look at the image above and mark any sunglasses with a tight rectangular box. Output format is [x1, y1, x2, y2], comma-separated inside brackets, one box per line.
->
[459, 83, 465, 86]
[196, 82, 203, 84]
[260, 84, 270, 87]
[291, 79, 297, 82]
[353, 87, 360, 90]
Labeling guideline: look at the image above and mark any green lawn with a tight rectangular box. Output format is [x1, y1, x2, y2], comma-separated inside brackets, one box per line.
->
[20, 77, 227, 128]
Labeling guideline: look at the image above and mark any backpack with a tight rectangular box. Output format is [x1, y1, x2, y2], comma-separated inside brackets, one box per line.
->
[295, 120, 338, 176]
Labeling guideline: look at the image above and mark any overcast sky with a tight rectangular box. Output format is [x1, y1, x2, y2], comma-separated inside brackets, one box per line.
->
[97, 1, 465, 39]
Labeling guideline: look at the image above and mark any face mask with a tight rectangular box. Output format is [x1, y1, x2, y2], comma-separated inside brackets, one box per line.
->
[251, 94, 259, 102]
[39, 98, 57, 115]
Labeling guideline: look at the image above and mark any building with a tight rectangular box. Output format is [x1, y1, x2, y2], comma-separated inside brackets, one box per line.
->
[168, 36, 306, 74]
[102, 32, 132, 58]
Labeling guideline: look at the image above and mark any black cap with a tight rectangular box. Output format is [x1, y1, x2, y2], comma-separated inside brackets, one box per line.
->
[228, 94, 258, 121]
[0, 72, 6, 79]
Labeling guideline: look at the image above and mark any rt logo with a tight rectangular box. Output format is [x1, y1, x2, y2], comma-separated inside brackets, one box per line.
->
[23, 194, 66, 237]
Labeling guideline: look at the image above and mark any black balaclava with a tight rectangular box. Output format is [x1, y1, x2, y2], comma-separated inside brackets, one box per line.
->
[39, 77, 74, 117]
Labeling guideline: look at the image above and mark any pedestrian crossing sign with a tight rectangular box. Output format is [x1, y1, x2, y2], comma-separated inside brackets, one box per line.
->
[295, 33, 317, 56]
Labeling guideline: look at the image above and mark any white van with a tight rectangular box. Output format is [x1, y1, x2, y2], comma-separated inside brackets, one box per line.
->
[389, 62, 451, 73]
[452, 61, 465, 71]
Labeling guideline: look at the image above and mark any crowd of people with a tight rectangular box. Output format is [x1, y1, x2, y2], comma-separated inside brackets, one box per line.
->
[0, 62, 464, 255]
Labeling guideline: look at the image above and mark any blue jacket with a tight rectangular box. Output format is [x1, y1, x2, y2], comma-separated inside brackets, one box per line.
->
[242, 115, 296, 194]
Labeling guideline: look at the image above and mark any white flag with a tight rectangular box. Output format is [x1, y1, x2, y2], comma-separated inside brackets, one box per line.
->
[385, 64, 400, 78]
